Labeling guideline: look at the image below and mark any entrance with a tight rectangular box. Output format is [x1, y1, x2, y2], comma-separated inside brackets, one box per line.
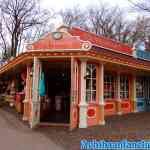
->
[40, 60, 71, 124]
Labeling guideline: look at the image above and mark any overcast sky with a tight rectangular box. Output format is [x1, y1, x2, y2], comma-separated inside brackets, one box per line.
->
[40, 0, 139, 26]
[41, 0, 133, 11]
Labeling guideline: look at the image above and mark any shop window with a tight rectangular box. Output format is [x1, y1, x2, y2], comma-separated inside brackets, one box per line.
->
[136, 77, 145, 98]
[147, 78, 150, 99]
[120, 75, 129, 99]
[86, 64, 96, 102]
[104, 74, 115, 99]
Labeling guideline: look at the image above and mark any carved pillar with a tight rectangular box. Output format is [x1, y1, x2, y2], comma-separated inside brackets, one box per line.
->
[131, 75, 137, 112]
[79, 59, 88, 128]
[30, 57, 41, 128]
[70, 57, 79, 130]
[116, 72, 122, 115]
[23, 64, 32, 121]
[98, 63, 105, 125]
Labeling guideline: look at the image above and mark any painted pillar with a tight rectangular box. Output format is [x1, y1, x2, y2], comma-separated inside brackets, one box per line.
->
[70, 57, 79, 130]
[131, 75, 137, 113]
[23, 64, 32, 121]
[30, 57, 41, 128]
[117, 72, 122, 115]
[79, 59, 88, 128]
[98, 63, 105, 125]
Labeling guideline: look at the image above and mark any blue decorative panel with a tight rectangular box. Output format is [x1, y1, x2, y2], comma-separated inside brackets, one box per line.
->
[136, 98, 146, 112]
[134, 50, 150, 61]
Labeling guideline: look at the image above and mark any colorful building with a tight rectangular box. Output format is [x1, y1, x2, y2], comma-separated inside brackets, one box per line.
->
[0, 25, 150, 130]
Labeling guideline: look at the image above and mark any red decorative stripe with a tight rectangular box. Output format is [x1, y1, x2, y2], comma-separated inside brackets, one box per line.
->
[105, 103, 114, 110]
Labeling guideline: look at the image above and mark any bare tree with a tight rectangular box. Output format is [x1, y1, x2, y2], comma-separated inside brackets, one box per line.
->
[59, 4, 133, 44]
[0, 0, 52, 58]
[129, 0, 150, 13]
[128, 0, 150, 50]
[87, 4, 134, 44]
[58, 3, 150, 48]
[59, 6, 88, 29]
[24, 22, 55, 43]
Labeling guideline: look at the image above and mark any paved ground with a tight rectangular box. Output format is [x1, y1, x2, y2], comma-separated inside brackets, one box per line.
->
[1, 106, 150, 150]
[38, 112, 150, 150]
[0, 107, 63, 150]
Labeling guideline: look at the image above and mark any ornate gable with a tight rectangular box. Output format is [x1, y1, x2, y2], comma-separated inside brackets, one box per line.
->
[26, 26, 92, 51]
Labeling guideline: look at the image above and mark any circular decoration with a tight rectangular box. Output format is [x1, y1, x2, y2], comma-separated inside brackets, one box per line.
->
[82, 41, 92, 50]
[87, 108, 95, 118]
[52, 32, 63, 40]
[26, 44, 33, 50]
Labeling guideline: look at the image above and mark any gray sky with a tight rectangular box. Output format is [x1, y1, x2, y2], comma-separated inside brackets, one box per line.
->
[40, 0, 139, 26]
[41, 0, 132, 11]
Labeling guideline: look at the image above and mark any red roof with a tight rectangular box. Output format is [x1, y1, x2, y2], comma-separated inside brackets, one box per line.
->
[69, 27, 133, 55]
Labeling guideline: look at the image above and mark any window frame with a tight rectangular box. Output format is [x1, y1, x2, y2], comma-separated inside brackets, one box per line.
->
[86, 63, 97, 102]
[136, 77, 147, 99]
[147, 78, 150, 99]
[104, 73, 116, 100]
[120, 75, 129, 100]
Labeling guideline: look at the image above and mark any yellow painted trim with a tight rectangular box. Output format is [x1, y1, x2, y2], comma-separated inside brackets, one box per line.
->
[0, 50, 150, 76]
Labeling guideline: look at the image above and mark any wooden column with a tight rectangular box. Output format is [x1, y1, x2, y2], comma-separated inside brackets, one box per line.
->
[23, 64, 32, 121]
[70, 57, 79, 130]
[79, 59, 88, 128]
[98, 63, 105, 125]
[30, 57, 41, 128]
[131, 75, 137, 112]
[116, 72, 122, 115]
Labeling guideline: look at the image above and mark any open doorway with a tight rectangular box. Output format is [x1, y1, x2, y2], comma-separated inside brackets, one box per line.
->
[40, 60, 71, 124]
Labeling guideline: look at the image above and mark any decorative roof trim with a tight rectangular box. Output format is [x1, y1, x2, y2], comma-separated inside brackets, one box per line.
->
[1, 48, 150, 76]
[92, 45, 133, 57]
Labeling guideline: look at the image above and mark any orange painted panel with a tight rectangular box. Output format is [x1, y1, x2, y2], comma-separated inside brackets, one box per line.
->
[120, 100, 131, 114]
[105, 103, 114, 109]
[121, 102, 129, 108]
[104, 100, 117, 116]
[87, 108, 96, 117]
[70, 104, 79, 129]
[87, 104, 105, 127]
[87, 104, 97, 127]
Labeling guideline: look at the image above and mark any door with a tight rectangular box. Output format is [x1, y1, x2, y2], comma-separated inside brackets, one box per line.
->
[30, 57, 42, 128]
[70, 57, 79, 130]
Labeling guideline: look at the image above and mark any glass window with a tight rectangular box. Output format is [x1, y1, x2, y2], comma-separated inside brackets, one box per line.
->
[136, 77, 145, 98]
[86, 64, 96, 102]
[120, 75, 129, 99]
[147, 78, 150, 99]
[104, 74, 115, 99]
